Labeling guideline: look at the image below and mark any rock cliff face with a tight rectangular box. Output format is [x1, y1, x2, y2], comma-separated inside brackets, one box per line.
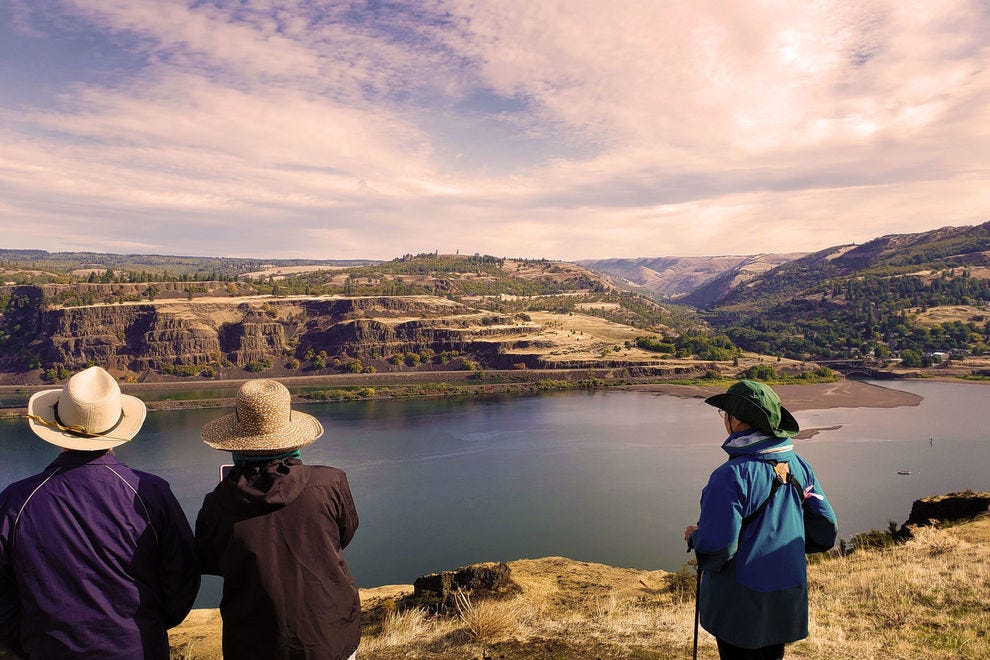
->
[0, 288, 538, 376]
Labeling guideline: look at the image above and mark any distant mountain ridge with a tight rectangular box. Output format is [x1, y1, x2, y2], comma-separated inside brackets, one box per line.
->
[578, 253, 806, 300]
[700, 220, 990, 362]
[712, 221, 990, 311]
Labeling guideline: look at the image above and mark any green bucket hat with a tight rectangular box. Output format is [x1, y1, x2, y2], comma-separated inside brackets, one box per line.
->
[704, 380, 799, 438]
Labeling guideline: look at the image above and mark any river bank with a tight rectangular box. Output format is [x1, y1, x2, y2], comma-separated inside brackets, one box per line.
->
[0, 371, 930, 419]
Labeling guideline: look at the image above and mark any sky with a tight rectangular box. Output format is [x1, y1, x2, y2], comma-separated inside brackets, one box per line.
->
[1, 1, 989, 261]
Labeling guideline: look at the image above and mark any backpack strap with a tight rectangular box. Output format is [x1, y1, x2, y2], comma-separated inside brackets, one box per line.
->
[739, 460, 805, 530]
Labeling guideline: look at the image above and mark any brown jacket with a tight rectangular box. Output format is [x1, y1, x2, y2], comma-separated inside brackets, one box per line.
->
[195, 459, 360, 660]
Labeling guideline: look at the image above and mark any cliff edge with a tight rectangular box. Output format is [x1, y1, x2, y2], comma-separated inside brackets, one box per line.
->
[169, 497, 990, 659]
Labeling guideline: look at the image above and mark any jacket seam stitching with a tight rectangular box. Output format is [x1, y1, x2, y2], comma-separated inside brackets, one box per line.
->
[105, 465, 160, 544]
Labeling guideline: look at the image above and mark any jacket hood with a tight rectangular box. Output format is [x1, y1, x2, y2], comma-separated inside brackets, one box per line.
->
[721, 430, 795, 463]
[221, 458, 310, 514]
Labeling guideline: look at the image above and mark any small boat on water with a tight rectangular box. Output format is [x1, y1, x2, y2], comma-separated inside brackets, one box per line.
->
[897, 470, 912, 475]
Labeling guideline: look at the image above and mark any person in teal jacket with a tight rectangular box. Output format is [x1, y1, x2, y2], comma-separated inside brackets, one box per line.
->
[684, 380, 837, 659]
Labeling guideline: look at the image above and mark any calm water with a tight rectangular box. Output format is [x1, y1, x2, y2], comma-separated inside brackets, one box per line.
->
[1, 381, 987, 608]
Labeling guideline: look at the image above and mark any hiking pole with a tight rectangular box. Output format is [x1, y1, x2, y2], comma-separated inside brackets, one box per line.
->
[687, 533, 700, 660]
[692, 565, 701, 660]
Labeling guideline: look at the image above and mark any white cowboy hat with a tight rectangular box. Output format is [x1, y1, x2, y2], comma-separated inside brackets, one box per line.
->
[27, 366, 147, 450]
[201, 379, 323, 454]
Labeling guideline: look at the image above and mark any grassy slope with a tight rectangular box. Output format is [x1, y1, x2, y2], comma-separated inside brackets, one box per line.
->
[169, 518, 990, 659]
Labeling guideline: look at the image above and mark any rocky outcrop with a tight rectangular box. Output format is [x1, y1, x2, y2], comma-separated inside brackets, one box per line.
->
[411, 562, 518, 611]
[904, 491, 990, 527]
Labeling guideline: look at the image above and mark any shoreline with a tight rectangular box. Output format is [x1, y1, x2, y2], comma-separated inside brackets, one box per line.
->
[622, 378, 925, 411]
[0, 374, 932, 418]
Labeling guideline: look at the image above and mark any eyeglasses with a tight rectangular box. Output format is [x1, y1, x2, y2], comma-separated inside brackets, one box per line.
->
[717, 409, 728, 419]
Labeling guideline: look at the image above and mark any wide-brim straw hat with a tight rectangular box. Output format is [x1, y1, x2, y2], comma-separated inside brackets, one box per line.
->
[704, 379, 799, 438]
[27, 366, 147, 450]
[201, 378, 323, 454]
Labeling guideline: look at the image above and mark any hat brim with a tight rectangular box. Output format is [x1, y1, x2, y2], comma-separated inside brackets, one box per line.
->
[201, 409, 324, 454]
[27, 389, 147, 450]
[704, 392, 799, 438]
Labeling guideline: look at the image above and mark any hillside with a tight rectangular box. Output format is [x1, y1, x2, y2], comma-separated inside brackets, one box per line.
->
[578, 253, 805, 300]
[1, 253, 792, 386]
[12, 225, 990, 383]
[169, 511, 990, 659]
[0, 249, 376, 283]
[696, 221, 990, 366]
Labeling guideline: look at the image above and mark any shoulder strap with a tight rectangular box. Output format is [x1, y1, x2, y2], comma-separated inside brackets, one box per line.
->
[739, 460, 805, 530]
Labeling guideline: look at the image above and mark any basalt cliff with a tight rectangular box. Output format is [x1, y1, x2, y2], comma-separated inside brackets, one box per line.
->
[0, 284, 697, 384]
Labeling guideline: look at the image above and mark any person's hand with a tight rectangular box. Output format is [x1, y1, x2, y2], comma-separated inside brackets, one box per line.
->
[683, 525, 698, 544]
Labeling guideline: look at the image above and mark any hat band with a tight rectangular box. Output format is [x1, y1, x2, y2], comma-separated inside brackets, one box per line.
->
[27, 401, 126, 438]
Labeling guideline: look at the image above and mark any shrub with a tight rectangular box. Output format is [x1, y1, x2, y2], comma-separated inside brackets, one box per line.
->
[245, 358, 272, 373]
[667, 560, 698, 604]
[741, 364, 777, 381]
[636, 336, 675, 354]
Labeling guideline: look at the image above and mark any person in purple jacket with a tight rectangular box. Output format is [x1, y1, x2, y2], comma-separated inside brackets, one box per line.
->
[0, 366, 200, 659]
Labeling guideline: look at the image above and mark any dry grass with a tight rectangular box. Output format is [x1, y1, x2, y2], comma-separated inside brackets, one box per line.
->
[358, 607, 459, 655]
[170, 519, 990, 659]
[453, 589, 520, 642]
[353, 523, 990, 659]
[910, 304, 990, 326]
[798, 521, 990, 659]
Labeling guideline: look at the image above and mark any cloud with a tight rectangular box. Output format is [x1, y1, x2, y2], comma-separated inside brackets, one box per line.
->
[0, 0, 987, 259]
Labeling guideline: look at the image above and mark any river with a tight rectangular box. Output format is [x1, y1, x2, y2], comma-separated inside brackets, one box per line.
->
[1, 380, 987, 608]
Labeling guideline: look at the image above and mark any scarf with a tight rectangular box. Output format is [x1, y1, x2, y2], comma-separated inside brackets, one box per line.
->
[231, 449, 302, 466]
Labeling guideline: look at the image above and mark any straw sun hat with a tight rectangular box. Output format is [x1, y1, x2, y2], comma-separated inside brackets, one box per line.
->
[27, 366, 147, 450]
[201, 379, 323, 454]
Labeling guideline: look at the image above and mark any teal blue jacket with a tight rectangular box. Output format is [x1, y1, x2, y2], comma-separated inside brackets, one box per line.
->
[690, 430, 837, 648]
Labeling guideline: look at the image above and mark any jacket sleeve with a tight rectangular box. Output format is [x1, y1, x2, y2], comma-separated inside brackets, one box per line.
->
[334, 471, 359, 550]
[194, 493, 221, 577]
[796, 459, 838, 554]
[0, 496, 23, 657]
[692, 466, 745, 572]
[155, 486, 201, 628]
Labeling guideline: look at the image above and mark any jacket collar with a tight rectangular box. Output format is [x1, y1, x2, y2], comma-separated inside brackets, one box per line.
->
[721, 430, 795, 461]
[48, 450, 123, 470]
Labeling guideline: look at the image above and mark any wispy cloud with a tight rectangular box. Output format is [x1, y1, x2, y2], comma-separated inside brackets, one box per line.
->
[0, 0, 987, 259]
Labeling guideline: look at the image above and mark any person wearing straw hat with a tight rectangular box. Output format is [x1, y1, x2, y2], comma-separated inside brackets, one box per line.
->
[195, 378, 360, 660]
[0, 366, 200, 659]
[683, 380, 837, 659]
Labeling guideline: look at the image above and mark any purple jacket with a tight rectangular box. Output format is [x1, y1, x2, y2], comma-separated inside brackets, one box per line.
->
[0, 451, 200, 659]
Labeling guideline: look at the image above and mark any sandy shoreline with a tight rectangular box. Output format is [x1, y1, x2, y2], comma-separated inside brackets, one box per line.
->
[622, 380, 924, 439]
[623, 379, 923, 410]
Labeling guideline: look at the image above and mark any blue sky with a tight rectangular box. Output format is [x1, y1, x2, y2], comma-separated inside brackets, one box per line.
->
[1, 0, 988, 260]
